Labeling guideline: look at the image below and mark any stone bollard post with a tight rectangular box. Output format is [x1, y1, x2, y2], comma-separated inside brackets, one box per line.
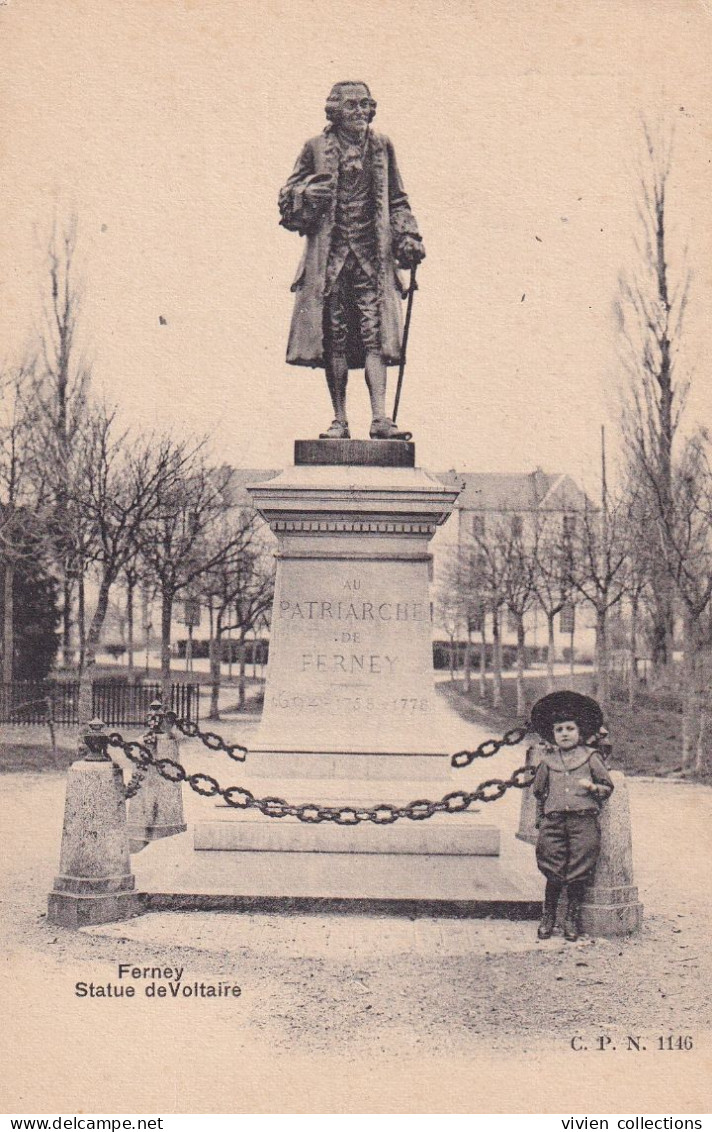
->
[127, 699, 187, 853]
[581, 770, 643, 936]
[515, 739, 547, 845]
[47, 719, 141, 929]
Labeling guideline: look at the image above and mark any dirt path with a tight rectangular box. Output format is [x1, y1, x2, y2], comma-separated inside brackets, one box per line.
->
[2, 725, 711, 1112]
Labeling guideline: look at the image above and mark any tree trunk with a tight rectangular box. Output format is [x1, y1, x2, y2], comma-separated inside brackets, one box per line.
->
[695, 700, 709, 777]
[680, 609, 699, 771]
[464, 629, 472, 694]
[595, 606, 610, 712]
[208, 611, 223, 720]
[62, 572, 74, 668]
[628, 595, 639, 707]
[77, 566, 86, 673]
[78, 574, 113, 725]
[492, 606, 502, 709]
[516, 615, 526, 716]
[546, 611, 555, 691]
[238, 630, 247, 709]
[2, 560, 15, 685]
[126, 575, 135, 684]
[479, 622, 487, 701]
[160, 587, 173, 704]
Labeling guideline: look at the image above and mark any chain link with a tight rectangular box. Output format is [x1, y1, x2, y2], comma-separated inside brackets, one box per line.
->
[106, 726, 534, 825]
[166, 711, 248, 763]
[124, 767, 148, 799]
[450, 723, 530, 769]
[112, 730, 156, 799]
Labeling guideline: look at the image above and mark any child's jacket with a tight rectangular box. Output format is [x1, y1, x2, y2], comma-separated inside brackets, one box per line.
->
[532, 746, 614, 816]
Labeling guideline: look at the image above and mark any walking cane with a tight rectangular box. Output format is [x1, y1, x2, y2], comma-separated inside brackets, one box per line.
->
[392, 265, 419, 424]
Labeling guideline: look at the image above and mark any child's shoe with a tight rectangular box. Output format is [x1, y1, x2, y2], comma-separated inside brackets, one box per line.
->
[537, 878, 561, 940]
[563, 898, 580, 942]
[537, 909, 556, 940]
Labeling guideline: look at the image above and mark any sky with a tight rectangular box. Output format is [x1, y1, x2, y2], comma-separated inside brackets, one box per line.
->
[1, 0, 711, 496]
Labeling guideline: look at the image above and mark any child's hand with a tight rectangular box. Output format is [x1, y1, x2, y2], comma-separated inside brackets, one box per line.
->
[580, 781, 607, 797]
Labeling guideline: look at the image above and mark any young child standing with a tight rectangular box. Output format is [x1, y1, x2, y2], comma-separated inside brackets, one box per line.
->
[530, 691, 614, 942]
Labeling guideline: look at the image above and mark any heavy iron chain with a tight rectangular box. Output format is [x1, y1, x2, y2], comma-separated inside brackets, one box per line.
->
[166, 711, 527, 772]
[124, 767, 147, 799]
[121, 731, 155, 799]
[449, 724, 530, 769]
[106, 728, 535, 825]
[166, 710, 248, 763]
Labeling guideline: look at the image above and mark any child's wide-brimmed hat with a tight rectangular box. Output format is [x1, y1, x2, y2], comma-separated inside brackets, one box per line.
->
[530, 690, 604, 744]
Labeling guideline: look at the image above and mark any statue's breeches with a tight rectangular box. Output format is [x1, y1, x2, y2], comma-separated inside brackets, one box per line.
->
[325, 252, 381, 356]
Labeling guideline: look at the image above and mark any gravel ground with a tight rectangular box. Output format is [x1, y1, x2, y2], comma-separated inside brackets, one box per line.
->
[2, 729, 711, 1112]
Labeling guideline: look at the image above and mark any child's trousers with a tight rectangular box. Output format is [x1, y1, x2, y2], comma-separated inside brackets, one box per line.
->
[536, 810, 600, 883]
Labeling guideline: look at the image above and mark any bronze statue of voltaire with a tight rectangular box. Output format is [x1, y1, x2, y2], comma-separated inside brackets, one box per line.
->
[279, 81, 425, 441]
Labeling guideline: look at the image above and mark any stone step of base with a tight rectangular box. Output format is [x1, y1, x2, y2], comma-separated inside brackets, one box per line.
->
[194, 814, 500, 856]
[133, 832, 539, 903]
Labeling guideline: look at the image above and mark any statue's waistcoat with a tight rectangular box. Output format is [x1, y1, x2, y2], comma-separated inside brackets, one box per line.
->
[280, 127, 415, 370]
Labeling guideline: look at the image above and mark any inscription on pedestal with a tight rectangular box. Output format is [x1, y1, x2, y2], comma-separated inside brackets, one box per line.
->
[248, 464, 460, 757]
[258, 565, 440, 752]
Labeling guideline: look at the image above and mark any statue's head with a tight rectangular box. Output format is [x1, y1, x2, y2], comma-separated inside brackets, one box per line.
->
[325, 82, 377, 137]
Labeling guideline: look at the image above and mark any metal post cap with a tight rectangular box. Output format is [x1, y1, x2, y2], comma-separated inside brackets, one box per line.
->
[147, 698, 165, 734]
[84, 718, 110, 761]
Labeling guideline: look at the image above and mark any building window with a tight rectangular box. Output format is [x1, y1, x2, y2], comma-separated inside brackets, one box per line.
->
[471, 514, 486, 538]
[562, 514, 577, 541]
[511, 515, 523, 538]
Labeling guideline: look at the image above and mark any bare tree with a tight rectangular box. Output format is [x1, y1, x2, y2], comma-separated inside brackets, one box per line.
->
[642, 432, 712, 771]
[137, 460, 256, 702]
[0, 362, 48, 682]
[122, 552, 152, 685]
[34, 217, 92, 667]
[499, 521, 539, 715]
[568, 492, 629, 712]
[467, 521, 511, 709]
[619, 473, 656, 705]
[533, 513, 573, 691]
[202, 516, 275, 718]
[67, 407, 192, 721]
[434, 555, 464, 683]
[437, 546, 485, 694]
[616, 118, 690, 670]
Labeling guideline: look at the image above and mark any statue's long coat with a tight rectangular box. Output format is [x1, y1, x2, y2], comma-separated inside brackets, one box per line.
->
[278, 127, 421, 370]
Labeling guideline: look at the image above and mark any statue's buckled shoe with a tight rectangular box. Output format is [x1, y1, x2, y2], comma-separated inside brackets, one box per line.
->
[369, 417, 412, 441]
[319, 420, 351, 439]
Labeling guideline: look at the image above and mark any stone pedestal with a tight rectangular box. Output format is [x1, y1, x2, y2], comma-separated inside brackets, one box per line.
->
[192, 446, 505, 901]
[250, 455, 458, 758]
[128, 731, 187, 853]
[581, 771, 643, 936]
[48, 757, 141, 929]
